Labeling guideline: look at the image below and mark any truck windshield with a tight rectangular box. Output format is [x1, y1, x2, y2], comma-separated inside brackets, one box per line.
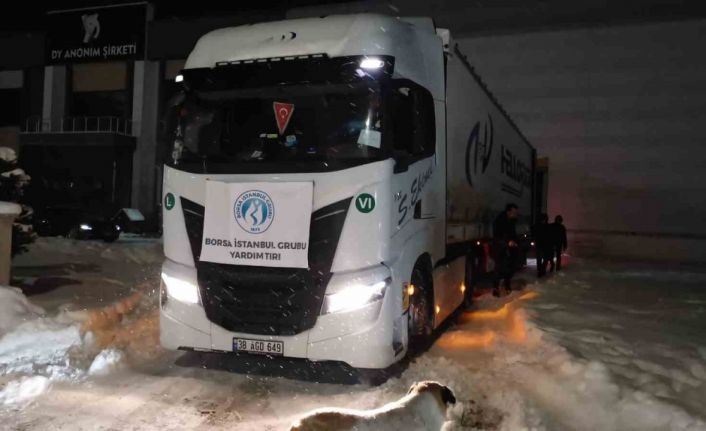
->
[168, 81, 384, 173]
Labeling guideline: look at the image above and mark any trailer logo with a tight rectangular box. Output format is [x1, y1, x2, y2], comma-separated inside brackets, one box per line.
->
[234, 190, 275, 234]
[81, 14, 100, 43]
[501, 145, 531, 197]
[465, 114, 494, 186]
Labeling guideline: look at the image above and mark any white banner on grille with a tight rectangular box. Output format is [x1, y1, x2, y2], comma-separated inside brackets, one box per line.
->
[200, 181, 313, 268]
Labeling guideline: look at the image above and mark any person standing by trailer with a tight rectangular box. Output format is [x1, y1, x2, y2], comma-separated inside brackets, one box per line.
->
[492, 203, 519, 296]
[533, 213, 552, 277]
[550, 215, 568, 271]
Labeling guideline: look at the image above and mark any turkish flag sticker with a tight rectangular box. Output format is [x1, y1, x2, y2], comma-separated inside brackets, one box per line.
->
[273, 102, 295, 135]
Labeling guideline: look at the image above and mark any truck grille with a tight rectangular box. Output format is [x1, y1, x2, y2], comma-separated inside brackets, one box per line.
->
[180, 196, 351, 336]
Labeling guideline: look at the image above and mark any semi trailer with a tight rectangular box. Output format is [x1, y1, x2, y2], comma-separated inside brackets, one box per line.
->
[159, 14, 536, 370]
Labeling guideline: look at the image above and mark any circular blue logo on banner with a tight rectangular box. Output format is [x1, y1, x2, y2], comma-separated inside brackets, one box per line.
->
[234, 190, 274, 234]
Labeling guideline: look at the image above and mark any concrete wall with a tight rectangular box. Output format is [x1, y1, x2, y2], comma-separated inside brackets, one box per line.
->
[131, 60, 162, 217]
[458, 20, 706, 262]
[0, 33, 44, 69]
[0, 127, 19, 150]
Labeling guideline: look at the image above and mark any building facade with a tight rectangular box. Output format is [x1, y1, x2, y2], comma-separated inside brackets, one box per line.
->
[1, 3, 277, 227]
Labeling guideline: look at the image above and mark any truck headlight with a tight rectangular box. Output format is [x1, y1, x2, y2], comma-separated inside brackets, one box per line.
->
[161, 272, 200, 304]
[321, 278, 390, 315]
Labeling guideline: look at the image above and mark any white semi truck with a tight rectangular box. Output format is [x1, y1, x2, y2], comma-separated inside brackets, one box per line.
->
[159, 14, 536, 370]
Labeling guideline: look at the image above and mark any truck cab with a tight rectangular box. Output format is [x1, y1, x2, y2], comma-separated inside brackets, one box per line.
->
[159, 14, 534, 370]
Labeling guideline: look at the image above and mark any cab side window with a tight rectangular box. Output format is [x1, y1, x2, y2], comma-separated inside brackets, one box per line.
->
[389, 86, 414, 153]
[411, 86, 435, 157]
[388, 82, 435, 160]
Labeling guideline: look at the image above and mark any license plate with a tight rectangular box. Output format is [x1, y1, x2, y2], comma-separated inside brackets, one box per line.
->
[233, 338, 284, 356]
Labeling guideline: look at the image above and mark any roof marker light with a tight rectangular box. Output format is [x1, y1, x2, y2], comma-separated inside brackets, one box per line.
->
[360, 58, 384, 69]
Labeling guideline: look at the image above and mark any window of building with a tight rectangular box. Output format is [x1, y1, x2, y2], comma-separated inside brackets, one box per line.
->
[70, 62, 129, 118]
[0, 89, 21, 127]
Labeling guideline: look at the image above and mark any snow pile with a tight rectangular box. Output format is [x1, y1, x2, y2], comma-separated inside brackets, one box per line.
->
[0, 376, 50, 406]
[0, 287, 81, 405]
[0, 321, 83, 378]
[0, 147, 17, 162]
[0, 286, 149, 407]
[0, 202, 21, 216]
[0, 287, 44, 337]
[88, 349, 125, 376]
[0, 168, 30, 182]
[0, 147, 30, 185]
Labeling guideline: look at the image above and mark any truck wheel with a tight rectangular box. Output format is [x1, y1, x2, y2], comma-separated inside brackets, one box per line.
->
[408, 265, 433, 352]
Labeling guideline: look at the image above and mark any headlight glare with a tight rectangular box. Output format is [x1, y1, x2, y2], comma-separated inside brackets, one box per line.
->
[161, 272, 200, 304]
[321, 278, 389, 315]
[360, 58, 384, 69]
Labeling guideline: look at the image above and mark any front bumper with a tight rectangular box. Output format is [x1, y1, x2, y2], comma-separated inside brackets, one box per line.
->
[159, 259, 404, 369]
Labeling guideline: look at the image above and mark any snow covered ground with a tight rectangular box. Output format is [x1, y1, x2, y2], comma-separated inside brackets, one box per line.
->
[1, 238, 705, 430]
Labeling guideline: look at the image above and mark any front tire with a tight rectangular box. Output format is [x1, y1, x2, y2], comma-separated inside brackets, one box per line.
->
[408, 264, 433, 352]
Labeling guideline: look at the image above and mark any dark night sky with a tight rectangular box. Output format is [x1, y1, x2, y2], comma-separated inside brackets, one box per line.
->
[3, 0, 706, 34]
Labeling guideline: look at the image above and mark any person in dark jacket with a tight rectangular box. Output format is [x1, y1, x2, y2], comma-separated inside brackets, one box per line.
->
[492, 203, 519, 296]
[550, 215, 568, 271]
[533, 213, 552, 277]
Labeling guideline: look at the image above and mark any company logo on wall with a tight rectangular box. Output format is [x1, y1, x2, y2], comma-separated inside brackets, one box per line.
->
[465, 114, 494, 186]
[46, 4, 146, 64]
[81, 13, 100, 43]
[234, 190, 275, 234]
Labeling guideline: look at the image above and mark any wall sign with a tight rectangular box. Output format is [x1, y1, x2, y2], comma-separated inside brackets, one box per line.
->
[46, 4, 147, 64]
